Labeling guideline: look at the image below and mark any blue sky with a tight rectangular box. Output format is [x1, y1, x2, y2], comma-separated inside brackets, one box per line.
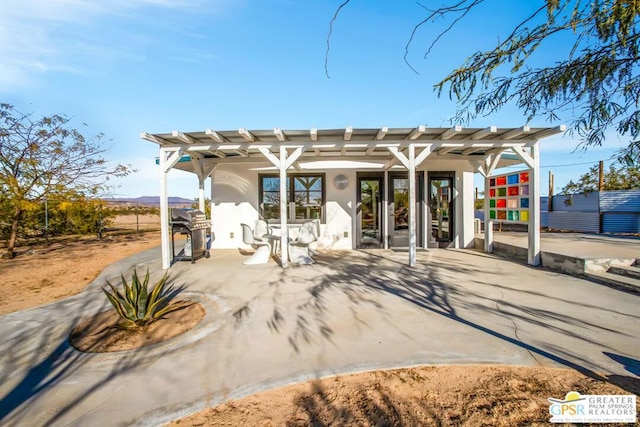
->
[0, 0, 628, 198]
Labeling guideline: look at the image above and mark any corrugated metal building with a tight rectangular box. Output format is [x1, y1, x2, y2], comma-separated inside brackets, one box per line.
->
[476, 190, 640, 234]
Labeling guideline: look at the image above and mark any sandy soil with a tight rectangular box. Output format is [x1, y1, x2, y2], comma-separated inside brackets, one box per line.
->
[1, 224, 637, 426]
[171, 365, 639, 426]
[0, 231, 161, 315]
[69, 300, 205, 352]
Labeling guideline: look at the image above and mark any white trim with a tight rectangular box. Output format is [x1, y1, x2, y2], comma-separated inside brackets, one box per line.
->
[502, 125, 530, 140]
[279, 146, 289, 268]
[284, 147, 305, 169]
[406, 125, 426, 140]
[344, 126, 353, 141]
[274, 128, 286, 142]
[205, 129, 225, 143]
[528, 141, 541, 265]
[375, 126, 388, 140]
[408, 145, 417, 267]
[512, 146, 535, 169]
[439, 125, 462, 140]
[387, 147, 409, 168]
[470, 126, 497, 140]
[258, 148, 281, 168]
[239, 128, 255, 142]
[159, 147, 183, 270]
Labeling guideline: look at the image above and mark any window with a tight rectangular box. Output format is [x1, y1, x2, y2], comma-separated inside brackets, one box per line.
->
[259, 174, 325, 222]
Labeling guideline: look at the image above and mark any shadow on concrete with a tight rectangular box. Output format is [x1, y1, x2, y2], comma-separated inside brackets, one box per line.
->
[263, 250, 637, 393]
[0, 272, 189, 426]
[604, 352, 640, 377]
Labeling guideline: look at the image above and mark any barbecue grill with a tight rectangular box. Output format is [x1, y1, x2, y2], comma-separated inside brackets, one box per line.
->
[170, 209, 211, 263]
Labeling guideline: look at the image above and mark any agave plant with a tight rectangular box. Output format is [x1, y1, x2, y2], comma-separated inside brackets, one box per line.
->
[102, 268, 174, 328]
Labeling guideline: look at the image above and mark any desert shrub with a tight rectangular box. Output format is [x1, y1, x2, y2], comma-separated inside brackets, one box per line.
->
[102, 269, 174, 328]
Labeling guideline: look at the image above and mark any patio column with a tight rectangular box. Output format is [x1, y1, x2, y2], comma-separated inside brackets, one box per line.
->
[481, 151, 503, 254]
[210, 172, 215, 235]
[258, 146, 305, 268]
[279, 146, 288, 268]
[159, 146, 183, 270]
[512, 143, 541, 265]
[389, 144, 433, 267]
[408, 145, 417, 266]
[528, 142, 541, 265]
[190, 156, 217, 213]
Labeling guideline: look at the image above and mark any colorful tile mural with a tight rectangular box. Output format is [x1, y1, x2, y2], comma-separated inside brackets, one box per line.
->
[488, 170, 530, 223]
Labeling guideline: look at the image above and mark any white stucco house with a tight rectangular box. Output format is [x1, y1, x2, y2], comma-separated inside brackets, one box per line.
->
[141, 125, 565, 269]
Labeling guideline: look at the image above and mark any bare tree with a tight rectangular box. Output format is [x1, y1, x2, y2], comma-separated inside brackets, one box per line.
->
[0, 103, 131, 258]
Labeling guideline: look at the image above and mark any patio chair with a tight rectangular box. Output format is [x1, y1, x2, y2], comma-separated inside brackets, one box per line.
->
[240, 223, 271, 265]
[254, 219, 272, 240]
[289, 220, 320, 265]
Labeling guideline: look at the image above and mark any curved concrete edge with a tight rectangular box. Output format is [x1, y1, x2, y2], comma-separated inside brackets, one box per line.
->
[140, 360, 541, 426]
[71, 292, 229, 365]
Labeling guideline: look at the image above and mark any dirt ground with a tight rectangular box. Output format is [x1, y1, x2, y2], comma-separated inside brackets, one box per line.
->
[172, 365, 638, 426]
[1, 219, 637, 425]
[69, 300, 205, 353]
[0, 228, 161, 316]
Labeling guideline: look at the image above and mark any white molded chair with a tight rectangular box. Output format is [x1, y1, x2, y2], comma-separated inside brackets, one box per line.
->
[254, 219, 272, 241]
[289, 220, 320, 265]
[241, 223, 271, 265]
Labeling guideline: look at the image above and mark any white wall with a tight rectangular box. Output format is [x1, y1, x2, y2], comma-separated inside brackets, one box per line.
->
[210, 164, 356, 250]
[209, 159, 476, 251]
[210, 164, 261, 249]
[319, 169, 356, 250]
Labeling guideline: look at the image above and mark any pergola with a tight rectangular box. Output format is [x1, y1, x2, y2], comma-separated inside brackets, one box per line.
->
[141, 124, 566, 269]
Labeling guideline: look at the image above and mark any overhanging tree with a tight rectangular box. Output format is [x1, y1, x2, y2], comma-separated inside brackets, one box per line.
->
[0, 103, 130, 258]
[327, 0, 640, 165]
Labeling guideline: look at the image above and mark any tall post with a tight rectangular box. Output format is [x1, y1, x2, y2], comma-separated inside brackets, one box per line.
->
[408, 144, 417, 267]
[528, 142, 541, 266]
[598, 160, 604, 191]
[383, 171, 389, 249]
[279, 146, 289, 268]
[159, 150, 171, 269]
[159, 147, 182, 269]
[548, 171, 554, 212]
[484, 173, 493, 253]
[198, 178, 206, 213]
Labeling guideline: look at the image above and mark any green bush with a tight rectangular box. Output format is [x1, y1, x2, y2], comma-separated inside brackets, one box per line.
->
[102, 269, 174, 328]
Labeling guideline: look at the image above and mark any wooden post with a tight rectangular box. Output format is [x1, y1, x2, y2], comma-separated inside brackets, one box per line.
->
[598, 160, 605, 191]
[598, 160, 604, 233]
[548, 171, 554, 212]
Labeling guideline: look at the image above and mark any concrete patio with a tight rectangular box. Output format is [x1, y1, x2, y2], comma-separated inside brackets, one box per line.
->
[0, 245, 639, 426]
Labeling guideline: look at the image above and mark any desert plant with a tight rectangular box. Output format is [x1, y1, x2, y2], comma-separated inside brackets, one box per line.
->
[102, 269, 174, 328]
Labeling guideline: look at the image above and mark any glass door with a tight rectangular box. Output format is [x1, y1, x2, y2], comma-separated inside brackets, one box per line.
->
[357, 175, 383, 248]
[428, 173, 454, 248]
[389, 173, 423, 248]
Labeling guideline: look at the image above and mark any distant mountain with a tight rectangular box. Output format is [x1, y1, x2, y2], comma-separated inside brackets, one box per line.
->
[104, 196, 194, 206]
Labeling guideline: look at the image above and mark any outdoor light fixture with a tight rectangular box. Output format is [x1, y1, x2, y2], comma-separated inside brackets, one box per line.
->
[333, 174, 349, 190]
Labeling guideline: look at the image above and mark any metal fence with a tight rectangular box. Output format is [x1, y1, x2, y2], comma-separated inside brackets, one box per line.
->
[476, 190, 640, 234]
